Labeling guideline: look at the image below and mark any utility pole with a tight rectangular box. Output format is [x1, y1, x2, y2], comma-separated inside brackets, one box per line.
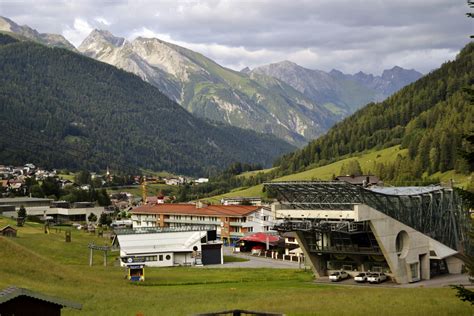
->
[141, 176, 147, 204]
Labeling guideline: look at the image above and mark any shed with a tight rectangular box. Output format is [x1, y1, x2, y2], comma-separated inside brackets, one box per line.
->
[0, 286, 82, 315]
[0, 225, 17, 237]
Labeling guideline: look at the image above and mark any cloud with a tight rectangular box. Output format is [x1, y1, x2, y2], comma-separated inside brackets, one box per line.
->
[94, 16, 111, 26]
[1, 0, 471, 74]
[62, 18, 93, 47]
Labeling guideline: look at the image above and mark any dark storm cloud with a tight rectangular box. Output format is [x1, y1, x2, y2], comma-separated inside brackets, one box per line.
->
[0, 0, 471, 74]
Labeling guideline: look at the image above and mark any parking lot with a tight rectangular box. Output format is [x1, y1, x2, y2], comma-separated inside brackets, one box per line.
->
[315, 273, 471, 288]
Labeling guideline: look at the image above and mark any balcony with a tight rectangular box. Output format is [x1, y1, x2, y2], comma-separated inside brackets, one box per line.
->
[164, 218, 220, 225]
[229, 221, 245, 226]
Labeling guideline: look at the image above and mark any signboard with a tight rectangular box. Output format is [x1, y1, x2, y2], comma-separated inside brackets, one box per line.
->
[88, 243, 110, 251]
[128, 265, 145, 269]
[121, 256, 146, 264]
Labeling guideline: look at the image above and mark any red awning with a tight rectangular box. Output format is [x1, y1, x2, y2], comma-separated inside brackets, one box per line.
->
[238, 232, 281, 245]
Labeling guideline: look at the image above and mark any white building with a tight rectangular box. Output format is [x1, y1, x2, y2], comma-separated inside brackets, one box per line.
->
[131, 203, 277, 243]
[221, 197, 262, 206]
[115, 227, 223, 267]
[194, 178, 209, 184]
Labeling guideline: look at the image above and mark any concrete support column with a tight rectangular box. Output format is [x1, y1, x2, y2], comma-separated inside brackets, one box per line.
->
[420, 254, 430, 280]
[295, 231, 327, 277]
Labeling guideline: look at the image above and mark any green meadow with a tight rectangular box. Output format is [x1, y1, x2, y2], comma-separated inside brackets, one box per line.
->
[0, 217, 471, 315]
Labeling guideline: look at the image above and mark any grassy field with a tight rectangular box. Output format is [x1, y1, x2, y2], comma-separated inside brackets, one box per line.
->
[223, 255, 249, 263]
[0, 216, 471, 315]
[237, 167, 276, 179]
[205, 146, 473, 203]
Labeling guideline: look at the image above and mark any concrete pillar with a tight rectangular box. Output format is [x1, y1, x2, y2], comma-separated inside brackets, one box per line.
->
[295, 231, 327, 277]
[420, 254, 430, 280]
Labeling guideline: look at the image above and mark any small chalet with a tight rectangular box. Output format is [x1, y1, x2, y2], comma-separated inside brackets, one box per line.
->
[335, 175, 381, 186]
[0, 225, 17, 237]
[0, 286, 82, 315]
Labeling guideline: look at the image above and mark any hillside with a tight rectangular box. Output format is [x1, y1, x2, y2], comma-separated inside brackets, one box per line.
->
[0, 34, 295, 175]
[78, 30, 338, 146]
[204, 145, 472, 204]
[273, 42, 474, 182]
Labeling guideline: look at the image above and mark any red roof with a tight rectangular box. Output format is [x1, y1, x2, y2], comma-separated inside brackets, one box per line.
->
[238, 232, 281, 245]
[131, 203, 260, 217]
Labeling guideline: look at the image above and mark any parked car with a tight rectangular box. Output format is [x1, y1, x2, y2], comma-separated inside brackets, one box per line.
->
[354, 272, 369, 283]
[329, 271, 349, 282]
[367, 272, 387, 284]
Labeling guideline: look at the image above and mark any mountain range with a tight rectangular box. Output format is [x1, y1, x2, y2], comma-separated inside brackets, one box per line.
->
[0, 16, 422, 146]
[77, 29, 334, 146]
[0, 33, 294, 175]
[249, 61, 422, 116]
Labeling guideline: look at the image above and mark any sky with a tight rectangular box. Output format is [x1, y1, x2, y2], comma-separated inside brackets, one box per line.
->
[1, 0, 472, 74]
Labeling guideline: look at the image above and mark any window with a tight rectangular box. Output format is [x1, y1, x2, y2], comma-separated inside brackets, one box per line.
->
[263, 216, 269, 221]
[264, 226, 269, 231]
[247, 227, 253, 232]
[159, 255, 163, 261]
[287, 237, 295, 243]
[145, 256, 157, 262]
[165, 255, 171, 260]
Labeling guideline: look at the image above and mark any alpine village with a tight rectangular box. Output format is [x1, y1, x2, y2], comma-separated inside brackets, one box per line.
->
[0, 1, 473, 315]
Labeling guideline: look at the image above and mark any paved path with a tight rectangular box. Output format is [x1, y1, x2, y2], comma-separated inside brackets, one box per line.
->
[203, 247, 303, 269]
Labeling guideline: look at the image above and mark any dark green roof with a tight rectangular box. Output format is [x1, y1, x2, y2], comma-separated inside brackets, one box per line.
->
[0, 286, 82, 310]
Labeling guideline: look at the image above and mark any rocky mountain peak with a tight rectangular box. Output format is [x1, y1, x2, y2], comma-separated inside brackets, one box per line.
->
[80, 29, 125, 48]
[0, 16, 26, 33]
[0, 16, 75, 51]
[381, 66, 422, 85]
[240, 66, 251, 74]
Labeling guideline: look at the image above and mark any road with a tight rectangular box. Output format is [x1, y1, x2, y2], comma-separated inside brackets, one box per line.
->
[203, 247, 303, 269]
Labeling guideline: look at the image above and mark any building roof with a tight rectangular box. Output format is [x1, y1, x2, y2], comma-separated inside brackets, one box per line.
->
[132, 203, 260, 217]
[116, 230, 212, 255]
[367, 185, 445, 196]
[238, 232, 281, 246]
[0, 225, 16, 232]
[0, 197, 53, 204]
[0, 286, 82, 309]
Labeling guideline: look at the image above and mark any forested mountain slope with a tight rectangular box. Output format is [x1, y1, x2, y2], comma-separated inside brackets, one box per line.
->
[274, 42, 473, 181]
[0, 34, 295, 175]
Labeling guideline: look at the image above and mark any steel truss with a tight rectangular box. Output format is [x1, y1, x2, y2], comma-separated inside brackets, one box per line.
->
[266, 181, 469, 252]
